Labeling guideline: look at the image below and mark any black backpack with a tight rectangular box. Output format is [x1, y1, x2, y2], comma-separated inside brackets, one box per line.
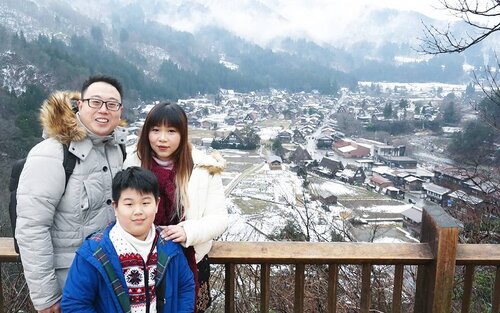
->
[9, 143, 126, 254]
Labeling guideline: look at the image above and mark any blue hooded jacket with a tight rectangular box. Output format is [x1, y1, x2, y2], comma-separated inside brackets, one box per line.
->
[61, 223, 194, 313]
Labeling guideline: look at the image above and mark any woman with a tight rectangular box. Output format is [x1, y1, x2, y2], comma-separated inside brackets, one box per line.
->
[124, 102, 228, 312]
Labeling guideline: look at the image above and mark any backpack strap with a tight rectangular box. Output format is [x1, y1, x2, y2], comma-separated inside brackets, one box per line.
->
[119, 143, 127, 162]
[62, 144, 78, 189]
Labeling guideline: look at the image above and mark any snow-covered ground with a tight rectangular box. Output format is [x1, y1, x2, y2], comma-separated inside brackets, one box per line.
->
[221, 148, 419, 243]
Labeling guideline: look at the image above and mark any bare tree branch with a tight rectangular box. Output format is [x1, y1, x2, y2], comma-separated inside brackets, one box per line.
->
[418, 0, 500, 54]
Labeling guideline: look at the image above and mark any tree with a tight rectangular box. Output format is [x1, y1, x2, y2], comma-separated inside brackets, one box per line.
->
[447, 120, 496, 165]
[419, 1, 500, 132]
[442, 101, 461, 124]
[465, 82, 475, 96]
[383, 103, 393, 119]
[90, 26, 104, 43]
[419, 1, 500, 54]
[399, 99, 409, 119]
[271, 138, 285, 158]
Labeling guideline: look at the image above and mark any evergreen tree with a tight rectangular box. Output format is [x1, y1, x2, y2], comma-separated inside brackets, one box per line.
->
[442, 101, 460, 124]
[383, 103, 393, 119]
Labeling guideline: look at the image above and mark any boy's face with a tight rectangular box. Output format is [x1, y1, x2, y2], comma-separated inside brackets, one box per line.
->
[113, 188, 158, 241]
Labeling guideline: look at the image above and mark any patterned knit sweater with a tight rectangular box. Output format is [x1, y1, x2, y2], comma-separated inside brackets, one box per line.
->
[109, 223, 158, 313]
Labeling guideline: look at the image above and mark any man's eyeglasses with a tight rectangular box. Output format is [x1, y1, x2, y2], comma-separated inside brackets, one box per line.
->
[82, 98, 122, 111]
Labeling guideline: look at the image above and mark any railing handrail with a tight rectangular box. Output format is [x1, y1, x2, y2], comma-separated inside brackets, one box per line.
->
[2, 237, 499, 265]
[209, 241, 434, 264]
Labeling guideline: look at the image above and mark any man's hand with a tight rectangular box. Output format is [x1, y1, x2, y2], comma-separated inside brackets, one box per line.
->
[160, 225, 187, 243]
[38, 301, 60, 313]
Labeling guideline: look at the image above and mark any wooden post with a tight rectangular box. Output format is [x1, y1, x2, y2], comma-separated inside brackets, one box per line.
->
[414, 206, 459, 313]
[328, 264, 338, 313]
[392, 264, 404, 313]
[492, 266, 500, 313]
[260, 264, 270, 313]
[225, 263, 235, 313]
[360, 264, 371, 313]
[0, 262, 4, 313]
[294, 264, 305, 313]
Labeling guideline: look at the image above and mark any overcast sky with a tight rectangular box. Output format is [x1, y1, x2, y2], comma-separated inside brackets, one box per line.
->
[158, 0, 456, 47]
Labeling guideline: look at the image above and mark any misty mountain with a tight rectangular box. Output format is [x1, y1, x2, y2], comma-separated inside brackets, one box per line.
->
[0, 0, 496, 100]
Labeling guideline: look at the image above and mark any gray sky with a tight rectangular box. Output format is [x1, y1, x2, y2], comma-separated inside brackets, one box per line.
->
[158, 0, 455, 47]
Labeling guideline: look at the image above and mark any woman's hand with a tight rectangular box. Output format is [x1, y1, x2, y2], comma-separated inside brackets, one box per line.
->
[160, 225, 186, 243]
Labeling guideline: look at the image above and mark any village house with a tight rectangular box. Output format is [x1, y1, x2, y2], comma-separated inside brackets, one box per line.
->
[404, 175, 424, 191]
[423, 183, 451, 206]
[336, 165, 366, 185]
[267, 155, 283, 170]
[316, 135, 334, 148]
[292, 129, 307, 143]
[311, 189, 338, 207]
[378, 155, 417, 169]
[401, 206, 423, 238]
[370, 175, 393, 189]
[315, 157, 343, 178]
[446, 190, 484, 211]
[289, 145, 313, 165]
[277, 130, 292, 143]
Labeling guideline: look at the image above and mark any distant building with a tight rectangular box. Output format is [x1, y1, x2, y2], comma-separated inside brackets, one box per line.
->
[315, 157, 343, 178]
[267, 155, 283, 170]
[289, 145, 312, 165]
[401, 206, 422, 238]
[404, 176, 424, 191]
[333, 140, 370, 158]
[336, 165, 366, 185]
[312, 189, 338, 206]
[277, 130, 292, 143]
[423, 183, 451, 206]
[378, 156, 417, 169]
[370, 175, 393, 189]
[292, 129, 307, 143]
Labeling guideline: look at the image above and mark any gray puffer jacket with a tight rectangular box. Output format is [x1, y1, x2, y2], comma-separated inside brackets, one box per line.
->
[15, 91, 127, 310]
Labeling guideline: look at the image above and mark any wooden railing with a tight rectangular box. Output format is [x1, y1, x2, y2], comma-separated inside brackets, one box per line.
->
[1, 205, 499, 312]
[208, 205, 500, 313]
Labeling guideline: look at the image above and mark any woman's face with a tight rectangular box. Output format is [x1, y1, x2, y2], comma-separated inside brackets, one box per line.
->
[148, 124, 181, 161]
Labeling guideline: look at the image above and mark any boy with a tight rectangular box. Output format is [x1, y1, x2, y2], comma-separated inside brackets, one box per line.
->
[61, 167, 194, 312]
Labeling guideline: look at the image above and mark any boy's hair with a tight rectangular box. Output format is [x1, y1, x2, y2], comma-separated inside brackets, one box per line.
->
[81, 74, 124, 99]
[112, 167, 159, 202]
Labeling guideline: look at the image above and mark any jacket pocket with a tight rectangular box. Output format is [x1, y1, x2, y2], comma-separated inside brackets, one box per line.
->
[80, 179, 104, 222]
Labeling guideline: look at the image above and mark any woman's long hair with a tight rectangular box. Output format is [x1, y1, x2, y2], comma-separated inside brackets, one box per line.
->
[137, 102, 193, 218]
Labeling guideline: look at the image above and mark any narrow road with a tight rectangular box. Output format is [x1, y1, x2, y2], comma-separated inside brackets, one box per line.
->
[224, 163, 265, 197]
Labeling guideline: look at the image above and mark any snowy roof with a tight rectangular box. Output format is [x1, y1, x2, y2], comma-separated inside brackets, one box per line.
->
[356, 159, 374, 164]
[402, 207, 422, 223]
[372, 166, 394, 176]
[267, 155, 283, 163]
[423, 183, 451, 195]
[448, 190, 483, 205]
[339, 145, 357, 153]
[404, 176, 422, 183]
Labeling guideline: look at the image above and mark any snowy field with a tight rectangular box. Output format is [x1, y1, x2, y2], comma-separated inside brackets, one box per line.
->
[220, 149, 418, 243]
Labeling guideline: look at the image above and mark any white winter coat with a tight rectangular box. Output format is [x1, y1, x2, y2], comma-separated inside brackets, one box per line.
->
[124, 147, 228, 263]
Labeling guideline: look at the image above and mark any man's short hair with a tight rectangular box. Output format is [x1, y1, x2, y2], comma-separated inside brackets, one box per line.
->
[81, 75, 123, 100]
[112, 167, 159, 203]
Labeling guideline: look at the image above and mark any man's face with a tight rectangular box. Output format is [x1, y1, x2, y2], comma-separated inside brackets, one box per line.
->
[77, 81, 123, 136]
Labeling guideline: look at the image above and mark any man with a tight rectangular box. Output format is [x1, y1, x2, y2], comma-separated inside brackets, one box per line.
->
[15, 75, 128, 312]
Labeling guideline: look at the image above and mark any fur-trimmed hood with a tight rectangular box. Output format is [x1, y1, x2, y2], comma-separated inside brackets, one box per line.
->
[192, 147, 226, 175]
[39, 90, 126, 145]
